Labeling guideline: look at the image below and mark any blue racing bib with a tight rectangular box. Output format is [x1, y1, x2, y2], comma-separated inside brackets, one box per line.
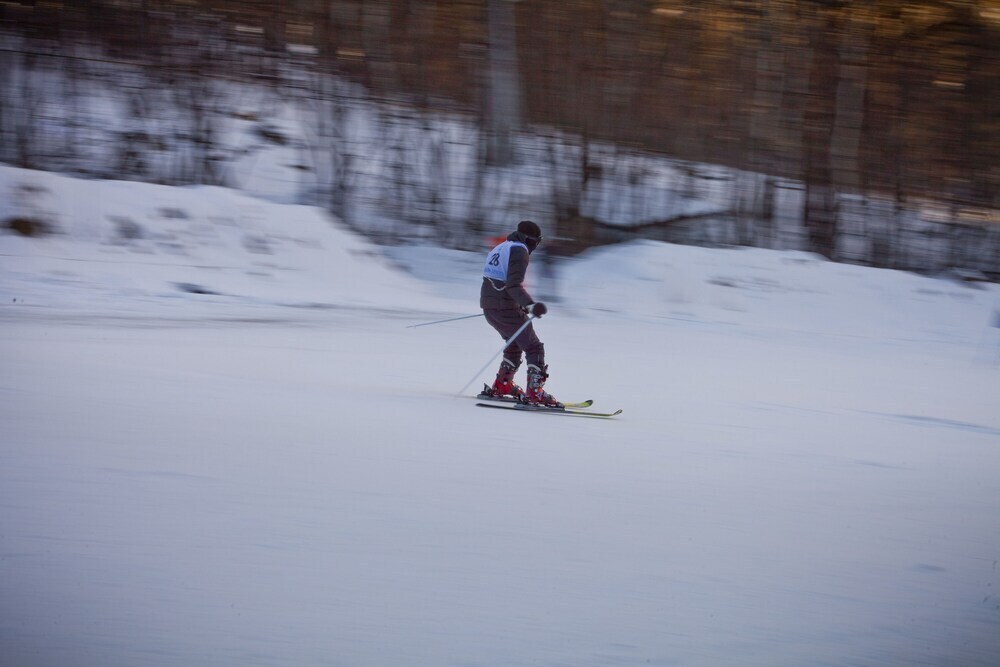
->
[483, 241, 527, 282]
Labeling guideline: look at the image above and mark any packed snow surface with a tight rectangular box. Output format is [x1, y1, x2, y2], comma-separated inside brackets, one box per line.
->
[2, 167, 999, 666]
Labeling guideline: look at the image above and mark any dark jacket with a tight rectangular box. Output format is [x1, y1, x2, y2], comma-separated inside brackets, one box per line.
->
[480, 230, 536, 311]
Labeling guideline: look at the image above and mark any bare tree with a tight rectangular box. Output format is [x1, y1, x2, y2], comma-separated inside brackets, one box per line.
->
[731, 1, 778, 247]
[361, 0, 398, 92]
[0, 35, 22, 166]
[485, 0, 522, 166]
[297, 0, 360, 223]
[3, 46, 42, 170]
[801, 3, 842, 259]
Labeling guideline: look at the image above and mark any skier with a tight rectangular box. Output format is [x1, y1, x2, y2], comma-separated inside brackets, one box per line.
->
[480, 220, 560, 407]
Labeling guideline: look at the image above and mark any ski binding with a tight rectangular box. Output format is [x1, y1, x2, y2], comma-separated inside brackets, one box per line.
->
[476, 384, 593, 409]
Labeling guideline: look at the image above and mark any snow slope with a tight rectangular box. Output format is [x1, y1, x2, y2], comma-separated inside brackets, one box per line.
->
[0, 164, 455, 319]
[2, 168, 1000, 667]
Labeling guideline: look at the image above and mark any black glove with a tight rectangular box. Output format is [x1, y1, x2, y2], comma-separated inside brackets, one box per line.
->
[530, 302, 548, 318]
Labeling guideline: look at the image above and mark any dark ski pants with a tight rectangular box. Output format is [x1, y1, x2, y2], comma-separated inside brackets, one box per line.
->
[483, 308, 545, 369]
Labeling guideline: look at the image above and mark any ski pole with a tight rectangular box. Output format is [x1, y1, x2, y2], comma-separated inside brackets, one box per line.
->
[457, 315, 536, 396]
[406, 313, 483, 329]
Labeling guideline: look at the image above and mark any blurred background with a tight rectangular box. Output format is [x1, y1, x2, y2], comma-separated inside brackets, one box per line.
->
[1, 0, 998, 277]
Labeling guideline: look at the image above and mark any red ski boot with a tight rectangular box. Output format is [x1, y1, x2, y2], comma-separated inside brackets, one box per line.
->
[525, 364, 562, 407]
[484, 359, 525, 400]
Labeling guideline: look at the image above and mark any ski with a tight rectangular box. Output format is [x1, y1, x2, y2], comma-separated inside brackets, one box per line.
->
[475, 385, 593, 409]
[475, 394, 594, 409]
[475, 402, 622, 419]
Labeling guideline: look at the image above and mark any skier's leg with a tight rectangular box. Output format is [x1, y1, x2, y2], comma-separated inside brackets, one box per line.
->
[484, 308, 533, 367]
[483, 309, 527, 397]
[511, 319, 555, 406]
[483, 310, 556, 406]
[522, 337, 544, 369]
[525, 363, 560, 407]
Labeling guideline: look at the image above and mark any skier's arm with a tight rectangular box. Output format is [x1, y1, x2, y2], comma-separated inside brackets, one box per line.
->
[503, 245, 534, 308]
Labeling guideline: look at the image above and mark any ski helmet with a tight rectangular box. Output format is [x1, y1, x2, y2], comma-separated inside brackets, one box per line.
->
[517, 220, 542, 252]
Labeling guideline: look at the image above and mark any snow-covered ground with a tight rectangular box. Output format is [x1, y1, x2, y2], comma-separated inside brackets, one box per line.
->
[2, 168, 1000, 666]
